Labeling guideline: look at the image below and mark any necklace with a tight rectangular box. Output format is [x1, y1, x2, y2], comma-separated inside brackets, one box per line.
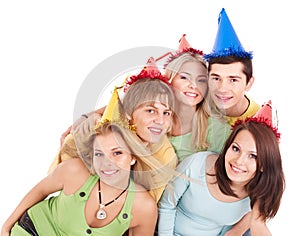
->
[96, 179, 129, 220]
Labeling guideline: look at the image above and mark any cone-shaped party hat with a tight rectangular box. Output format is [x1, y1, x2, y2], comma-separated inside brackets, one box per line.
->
[253, 100, 278, 129]
[178, 34, 191, 51]
[233, 100, 280, 140]
[123, 57, 169, 92]
[164, 34, 204, 66]
[204, 8, 252, 61]
[95, 86, 127, 130]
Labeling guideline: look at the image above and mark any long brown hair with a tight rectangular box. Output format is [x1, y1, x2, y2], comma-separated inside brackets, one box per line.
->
[214, 120, 285, 221]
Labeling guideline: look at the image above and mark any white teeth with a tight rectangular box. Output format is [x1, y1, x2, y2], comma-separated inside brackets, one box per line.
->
[185, 92, 197, 97]
[149, 127, 162, 133]
[217, 95, 231, 101]
[103, 170, 117, 175]
[232, 165, 244, 173]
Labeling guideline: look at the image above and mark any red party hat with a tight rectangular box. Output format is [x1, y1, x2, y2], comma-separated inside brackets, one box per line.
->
[123, 57, 169, 92]
[178, 34, 191, 52]
[233, 100, 280, 140]
[253, 100, 274, 125]
[164, 34, 204, 66]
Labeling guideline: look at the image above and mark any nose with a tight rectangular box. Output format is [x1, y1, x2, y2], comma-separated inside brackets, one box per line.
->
[153, 113, 164, 125]
[187, 78, 197, 89]
[101, 154, 114, 164]
[234, 153, 246, 165]
[217, 80, 230, 92]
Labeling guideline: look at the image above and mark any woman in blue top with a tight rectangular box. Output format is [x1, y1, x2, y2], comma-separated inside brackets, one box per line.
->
[158, 116, 285, 236]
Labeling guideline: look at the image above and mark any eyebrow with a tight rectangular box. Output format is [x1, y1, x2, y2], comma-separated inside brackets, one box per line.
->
[210, 73, 242, 79]
[179, 71, 191, 76]
[180, 72, 207, 78]
[144, 103, 171, 110]
[94, 147, 122, 152]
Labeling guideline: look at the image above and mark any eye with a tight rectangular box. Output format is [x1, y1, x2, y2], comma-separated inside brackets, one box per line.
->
[249, 153, 257, 159]
[179, 74, 188, 80]
[146, 109, 155, 114]
[210, 76, 219, 81]
[230, 78, 239, 83]
[232, 144, 240, 152]
[94, 151, 104, 158]
[197, 78, 207, 83]
[163, 111, 172, 116]
[113, 150, 123, 156]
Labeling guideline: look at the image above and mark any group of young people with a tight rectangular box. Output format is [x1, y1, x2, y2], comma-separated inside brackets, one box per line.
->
[1, 8, 285, 236]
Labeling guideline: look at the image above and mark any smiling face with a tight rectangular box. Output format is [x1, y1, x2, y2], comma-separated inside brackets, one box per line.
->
[93, 131, 134, 187]
[225, 129, 257, 186]
[208, 62, 254, 116]
[131, 101, 172, 144]
[171, 61, 208, 109]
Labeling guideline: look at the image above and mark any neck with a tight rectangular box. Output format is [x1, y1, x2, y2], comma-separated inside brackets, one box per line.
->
[172, 103, 195, 135]
[219, 95, 250, 117]
[100, 177, 130, 192]
[230, 182, 248, 199]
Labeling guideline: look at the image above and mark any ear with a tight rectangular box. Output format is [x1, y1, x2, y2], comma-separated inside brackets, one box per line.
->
[245, 76, 255, 91]
[126, 113, 135, 126]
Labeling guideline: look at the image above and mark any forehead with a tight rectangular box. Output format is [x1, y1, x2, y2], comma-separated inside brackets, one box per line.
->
[210, 62, 245, 77]
[233, 129, 256, 152]
[94, 132, 128, 150]
[136, 102, 171, 114]
[137, 96, 171, 109]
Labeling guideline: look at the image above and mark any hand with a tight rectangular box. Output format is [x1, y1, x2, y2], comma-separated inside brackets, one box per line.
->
[60, 125, 72, 146]
[60, 114, 94, 147]
[72, 113, 102, 136]
[60, 106, 106, 146]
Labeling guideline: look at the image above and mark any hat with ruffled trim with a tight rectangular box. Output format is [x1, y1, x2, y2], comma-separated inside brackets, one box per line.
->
[204, 8, 252, 61]
[232, 100, 280, 140]
[123, 57, 169, 93]
[96, 86, 126, 127]
[164, 34, 204, 66]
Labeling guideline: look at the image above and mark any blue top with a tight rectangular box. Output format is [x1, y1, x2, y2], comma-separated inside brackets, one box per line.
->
[158, 151, 250, 236]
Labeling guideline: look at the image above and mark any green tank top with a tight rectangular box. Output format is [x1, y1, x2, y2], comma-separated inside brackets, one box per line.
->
[26, 175, 135, 235]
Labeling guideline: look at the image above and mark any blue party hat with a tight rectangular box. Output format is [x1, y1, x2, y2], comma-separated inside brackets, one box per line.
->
[204, 8, 252, 61]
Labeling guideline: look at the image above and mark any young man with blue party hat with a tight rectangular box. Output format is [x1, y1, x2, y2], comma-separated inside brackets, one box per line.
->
[204, 8, 260, 126]
[203, 8, 262, 236]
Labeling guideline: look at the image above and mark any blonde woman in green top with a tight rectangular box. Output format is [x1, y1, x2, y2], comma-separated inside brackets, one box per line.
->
[2, 122, 166, 236]
[164, 36, 211, 162]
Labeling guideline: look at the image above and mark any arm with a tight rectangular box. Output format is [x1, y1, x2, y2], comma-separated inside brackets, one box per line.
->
[223, 211, 252, 236]
[1, 161, 70, 235]
[250, 202, 272, 236]
[131, 192, 158, 236]
[157, 158, 192, 235]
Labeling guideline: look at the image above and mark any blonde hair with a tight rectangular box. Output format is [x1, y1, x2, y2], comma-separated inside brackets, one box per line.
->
[122, 78, 174, 117]
[74, 121, 176, 191]
[165, 52, 210, 150]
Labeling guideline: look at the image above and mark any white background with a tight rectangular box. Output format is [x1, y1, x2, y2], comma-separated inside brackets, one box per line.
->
[0, 1, 298, 234]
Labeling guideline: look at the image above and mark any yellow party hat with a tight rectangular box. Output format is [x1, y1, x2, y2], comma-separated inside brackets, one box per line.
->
[94, 86, 126, 130]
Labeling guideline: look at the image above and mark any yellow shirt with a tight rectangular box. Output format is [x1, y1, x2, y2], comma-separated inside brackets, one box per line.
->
[214, 95, 260, 125]
[136, 135, 178, 202]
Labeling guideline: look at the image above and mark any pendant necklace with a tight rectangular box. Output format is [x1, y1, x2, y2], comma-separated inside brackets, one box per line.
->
[96, 179, 129, 220]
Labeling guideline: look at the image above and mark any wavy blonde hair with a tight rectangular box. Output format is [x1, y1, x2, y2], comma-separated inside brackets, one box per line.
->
[75, 121, 176, 191]
[165, 52, 211, 150]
